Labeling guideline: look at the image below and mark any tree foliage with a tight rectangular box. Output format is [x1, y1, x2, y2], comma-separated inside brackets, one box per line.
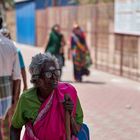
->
[0, 0, 14, 10]
[78, 0, 114, 4]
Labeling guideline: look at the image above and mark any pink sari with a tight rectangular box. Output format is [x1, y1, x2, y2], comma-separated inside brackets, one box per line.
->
[23, 83, 78, 140]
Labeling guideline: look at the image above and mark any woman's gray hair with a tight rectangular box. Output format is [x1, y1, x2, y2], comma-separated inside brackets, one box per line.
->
[29, 53, 59, 82]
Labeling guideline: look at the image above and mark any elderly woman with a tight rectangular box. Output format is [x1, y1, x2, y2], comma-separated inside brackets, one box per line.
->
[10, 53, 89, 140]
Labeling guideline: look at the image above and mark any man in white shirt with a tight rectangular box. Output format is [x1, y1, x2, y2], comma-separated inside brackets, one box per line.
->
[1, 27, 28, 91]
[0, 16, 21, 140]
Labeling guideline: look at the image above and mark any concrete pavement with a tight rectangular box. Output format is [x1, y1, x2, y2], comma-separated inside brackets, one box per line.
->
[18, 44, 140, 140]
[62, 62, 140, 140]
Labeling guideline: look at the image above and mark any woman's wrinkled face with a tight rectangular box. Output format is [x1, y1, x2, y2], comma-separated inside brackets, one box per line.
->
[41, 62, 60, 89]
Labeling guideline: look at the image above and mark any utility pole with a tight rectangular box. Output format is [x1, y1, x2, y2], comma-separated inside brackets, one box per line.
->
[94, 0, 99, 68]
[0, 0, 5, 10]
[52, 0, 57, 6]
[0, 0, 5, 21]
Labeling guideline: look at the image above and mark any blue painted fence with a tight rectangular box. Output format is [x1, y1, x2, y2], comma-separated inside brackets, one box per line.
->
[16, 0, 35, 45]
[15, 0, 75, 45]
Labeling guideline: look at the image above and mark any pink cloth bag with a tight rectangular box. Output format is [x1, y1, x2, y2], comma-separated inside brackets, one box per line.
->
[23, 83, 78, 140]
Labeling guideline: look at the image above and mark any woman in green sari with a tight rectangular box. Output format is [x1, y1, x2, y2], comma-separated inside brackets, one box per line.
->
[45, 24, 66, 78]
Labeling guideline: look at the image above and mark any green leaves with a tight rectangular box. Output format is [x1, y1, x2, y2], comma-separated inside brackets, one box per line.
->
[1, 0, 14, 10]
[78, 0, 114, 4]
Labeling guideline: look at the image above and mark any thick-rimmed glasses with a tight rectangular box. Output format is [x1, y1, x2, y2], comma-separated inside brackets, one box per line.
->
[43, 69, 61, 79]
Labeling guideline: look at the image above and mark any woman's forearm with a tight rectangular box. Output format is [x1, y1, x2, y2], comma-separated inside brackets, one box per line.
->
[21, 68, 28, 91]
[10, 125, 21, 140]
[12, 80, 21, 104]
[70, 116, 82, 135]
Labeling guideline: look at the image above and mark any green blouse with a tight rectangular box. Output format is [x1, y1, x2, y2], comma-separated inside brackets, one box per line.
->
[12, 87, 83, 128]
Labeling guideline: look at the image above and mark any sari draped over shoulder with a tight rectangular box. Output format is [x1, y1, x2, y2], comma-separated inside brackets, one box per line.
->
[71, 32, 92, 81]
[23, 83, 78, 140]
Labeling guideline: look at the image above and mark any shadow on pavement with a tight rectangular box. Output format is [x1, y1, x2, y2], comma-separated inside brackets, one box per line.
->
[62, 80, 106, 85]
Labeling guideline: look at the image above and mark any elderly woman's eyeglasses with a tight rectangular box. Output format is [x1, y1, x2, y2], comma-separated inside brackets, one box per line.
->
[43, 69, 61, 79]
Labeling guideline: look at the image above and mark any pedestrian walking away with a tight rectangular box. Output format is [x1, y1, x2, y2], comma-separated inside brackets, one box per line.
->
[45, 24, 66, 78]
[71, 24, 92, 82]
[10, 53, 90, 140]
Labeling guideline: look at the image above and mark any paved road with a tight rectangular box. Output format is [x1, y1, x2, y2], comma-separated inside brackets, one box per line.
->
[18, 44, 140, 140]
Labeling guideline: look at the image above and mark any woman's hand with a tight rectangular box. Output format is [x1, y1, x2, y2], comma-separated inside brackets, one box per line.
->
[63, 94, 74, 115]
[10, 125, 21, 140]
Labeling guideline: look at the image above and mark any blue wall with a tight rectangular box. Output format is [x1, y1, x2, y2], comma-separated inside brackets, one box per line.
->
[16, 0, 35, 45]
[35, 0, 48, 9]
[15, 0, 76, 45]
[59, 0, 69, 6]
[44, 0, 68, 7]
[35, 0, 69, 9]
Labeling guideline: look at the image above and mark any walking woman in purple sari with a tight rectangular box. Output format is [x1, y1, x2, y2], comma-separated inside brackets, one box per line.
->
[10, 53, 89, 140]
